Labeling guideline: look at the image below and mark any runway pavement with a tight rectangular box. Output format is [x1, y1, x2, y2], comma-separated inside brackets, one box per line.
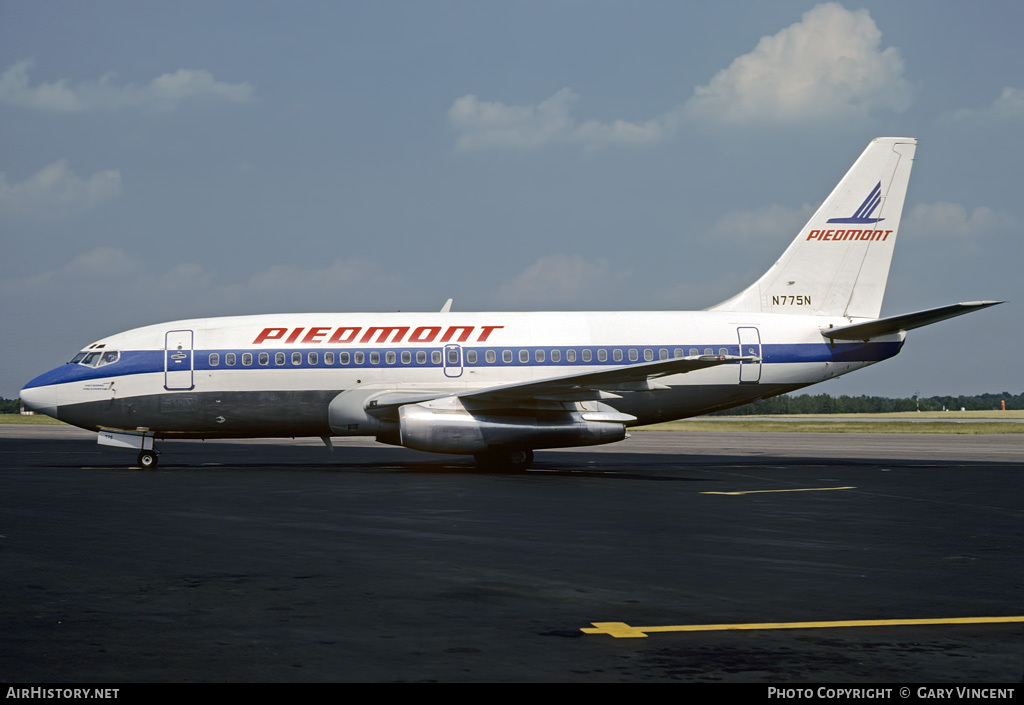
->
[1, 425, 1021, 682]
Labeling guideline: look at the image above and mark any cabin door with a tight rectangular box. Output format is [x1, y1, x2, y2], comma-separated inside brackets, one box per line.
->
[737, 327, 761, 384]
[443, 344, 463, 378]
[164, 329, 195, 390]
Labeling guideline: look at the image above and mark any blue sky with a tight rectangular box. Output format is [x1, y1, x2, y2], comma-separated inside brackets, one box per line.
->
[2, 1, 1021, 399]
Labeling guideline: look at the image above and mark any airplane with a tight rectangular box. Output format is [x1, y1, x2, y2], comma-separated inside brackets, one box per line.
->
[19, 137, 1002, 470]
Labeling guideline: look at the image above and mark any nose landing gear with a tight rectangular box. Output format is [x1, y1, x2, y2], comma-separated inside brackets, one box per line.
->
[98, 429, 160, 469]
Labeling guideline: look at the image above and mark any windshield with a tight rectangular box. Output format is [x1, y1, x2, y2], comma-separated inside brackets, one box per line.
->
[74, 351, 120, 368]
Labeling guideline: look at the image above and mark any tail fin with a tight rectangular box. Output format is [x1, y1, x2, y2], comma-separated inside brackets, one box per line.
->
[711, 137, 917, 318]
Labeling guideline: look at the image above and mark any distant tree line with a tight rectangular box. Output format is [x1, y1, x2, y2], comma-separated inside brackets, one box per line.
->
[2, 392, 1021, 416]
[709, 391, 1024, 415]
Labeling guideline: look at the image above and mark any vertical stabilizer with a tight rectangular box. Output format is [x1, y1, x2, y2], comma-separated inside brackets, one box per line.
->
[711, 137, 917, 319]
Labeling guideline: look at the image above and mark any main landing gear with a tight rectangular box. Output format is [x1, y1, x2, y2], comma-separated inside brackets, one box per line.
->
[473, 449, 534, 472]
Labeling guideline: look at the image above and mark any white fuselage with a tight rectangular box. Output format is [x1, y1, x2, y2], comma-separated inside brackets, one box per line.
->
[20, 309, 903, 442]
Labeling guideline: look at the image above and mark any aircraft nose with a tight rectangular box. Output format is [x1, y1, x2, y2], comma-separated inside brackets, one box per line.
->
[20, 383, 60, 419]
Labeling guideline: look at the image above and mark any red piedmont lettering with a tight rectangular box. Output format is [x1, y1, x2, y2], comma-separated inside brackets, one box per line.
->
[409, 326, 441, 343]
[360, 327, 410, 344]
[253, 328, 287, 345]
[478, 325, 504, 341]
[302, 327, 331, 344]
[328, 327, 361, 344]
[440, 326, 473, 343]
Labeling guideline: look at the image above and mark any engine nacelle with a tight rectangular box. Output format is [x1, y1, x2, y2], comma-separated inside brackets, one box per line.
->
[397, 403, 627, 455]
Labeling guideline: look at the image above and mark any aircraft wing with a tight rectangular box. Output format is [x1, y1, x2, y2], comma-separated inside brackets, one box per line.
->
[822, 301, 1003, 341]
[365, 354, 755, 416]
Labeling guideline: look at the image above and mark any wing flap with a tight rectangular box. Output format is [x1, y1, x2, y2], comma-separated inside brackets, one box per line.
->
[365, 354, 754, 416]
[462, 355, 750, 402]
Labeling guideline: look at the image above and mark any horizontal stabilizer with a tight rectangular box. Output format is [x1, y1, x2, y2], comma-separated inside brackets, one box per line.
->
[822, 301, 1003, 341]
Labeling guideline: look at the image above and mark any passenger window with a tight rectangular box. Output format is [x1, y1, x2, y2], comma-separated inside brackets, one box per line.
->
[502, 350, 512, 363]
[597, 349, 607, 362]
[645, 349, 654, 361]
[535, 349, 545, 362]
[628, 349, 638, 361]
[486, 350, 496, 363]
[325, 352, 335, 365]
[416, 351, 426, 364]
[613, 349, 623, 362]
[242, 353, 252, 366]
[292, 352, 302, 365]
[431, 351, 442, 364]
[466, 350, 477, 364]
[659, 349, 668, 360]
[258, 352, 269, 366]
[276, 352, 285, 365]
[401, 351, 411, 364]
[226, 353, 236, 366]
[566, 349, 576, 362]
[582, 349, 592, 362]
[209, 353, 219, 366]
[355, 352, 364, 364]
[309, 352, 318, 365]
[704, 348, 713, 355]
[370, 352, 380, 364]
[340, 352, 350, 365]
[385, 351, 396, 364]
[551, 349, 561, 363]
[719, 348, 728, 356]
[519, 350, 529, 363]
[689, 348, 698, 356]
[447, 348, 459, 364]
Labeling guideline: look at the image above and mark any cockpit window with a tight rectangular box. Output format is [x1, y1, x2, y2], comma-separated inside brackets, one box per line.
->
[75, 350, 119, 368]
[81, 352, 103, 367]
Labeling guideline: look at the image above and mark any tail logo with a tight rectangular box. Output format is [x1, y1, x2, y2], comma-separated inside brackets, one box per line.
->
[827, 182, 885, 224]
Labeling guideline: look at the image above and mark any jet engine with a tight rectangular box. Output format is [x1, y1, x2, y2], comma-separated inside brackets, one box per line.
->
[397, 402, 630, 455]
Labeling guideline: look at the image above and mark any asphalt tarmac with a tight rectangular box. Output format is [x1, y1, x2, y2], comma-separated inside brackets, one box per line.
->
[1, 425, 1021, 683]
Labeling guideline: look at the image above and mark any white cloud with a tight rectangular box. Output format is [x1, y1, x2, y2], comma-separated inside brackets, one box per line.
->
[498, 254, 632, 307]
[448, 88, 670, 152]
[448, 3, 909, 151]
[9, 248, 413, 318]
[0, 160, 121, 218]
[950, 87, 1024, 122]
[709, 203, 817, 244]
[0, 60, 254, 112]
[241, 259, 407, 302]
[684, 3, 910, 124]
[903, 202, 1019, 239]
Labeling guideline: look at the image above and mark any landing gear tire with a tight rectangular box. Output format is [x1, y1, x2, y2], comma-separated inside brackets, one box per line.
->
[137, 450, 159, 469]
[474, 449, 533, 472]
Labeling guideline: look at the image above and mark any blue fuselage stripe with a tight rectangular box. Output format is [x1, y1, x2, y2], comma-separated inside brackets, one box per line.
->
[23, 341, 902, 389]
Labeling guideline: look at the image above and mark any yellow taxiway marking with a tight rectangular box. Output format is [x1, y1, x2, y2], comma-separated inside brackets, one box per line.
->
[702, 486, 856, 496]
[582, 616, 1024, 638]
